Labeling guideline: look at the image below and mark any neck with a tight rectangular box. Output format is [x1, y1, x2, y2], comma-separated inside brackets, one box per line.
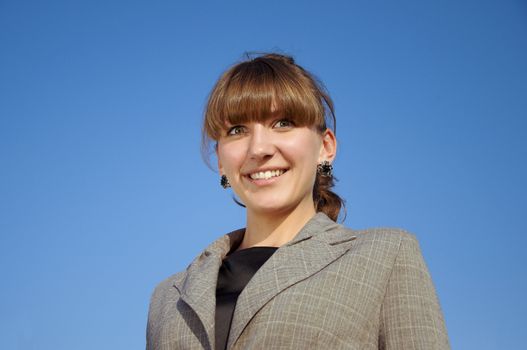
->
[237, 198, 317, 250]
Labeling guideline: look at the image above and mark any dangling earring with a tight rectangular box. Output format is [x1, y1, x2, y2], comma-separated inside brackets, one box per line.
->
[220, 175, 231, 189]
[317, 160, 333, 177]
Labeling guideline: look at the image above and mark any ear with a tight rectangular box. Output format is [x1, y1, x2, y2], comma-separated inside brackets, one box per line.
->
[318, 129, 337, 163]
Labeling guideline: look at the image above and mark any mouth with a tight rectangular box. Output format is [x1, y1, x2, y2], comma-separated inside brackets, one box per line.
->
[246, 169, 288, 181]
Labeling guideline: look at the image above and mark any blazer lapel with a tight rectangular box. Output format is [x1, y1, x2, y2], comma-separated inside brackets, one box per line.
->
[227, 213, 357, 349]
[174, 229, 245, 350]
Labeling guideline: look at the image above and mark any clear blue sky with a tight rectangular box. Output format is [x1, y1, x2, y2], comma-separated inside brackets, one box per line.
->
[1, 0, 526, 349]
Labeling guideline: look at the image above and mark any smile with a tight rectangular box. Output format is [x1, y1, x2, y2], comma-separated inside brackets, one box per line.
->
[248, 169, 287, 180]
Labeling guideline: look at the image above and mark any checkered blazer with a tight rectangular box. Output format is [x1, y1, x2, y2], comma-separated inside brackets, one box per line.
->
[147, 213, 450, 349]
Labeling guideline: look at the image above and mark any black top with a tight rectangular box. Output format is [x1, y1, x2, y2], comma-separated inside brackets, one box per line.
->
[215, 246, 278, 350]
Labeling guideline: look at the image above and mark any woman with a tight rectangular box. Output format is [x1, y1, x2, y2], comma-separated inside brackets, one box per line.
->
[147, 53, 450, 350]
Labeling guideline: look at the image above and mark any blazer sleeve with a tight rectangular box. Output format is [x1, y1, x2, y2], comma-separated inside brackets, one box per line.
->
[379, 232, 450, 350]
[146, 283, 162, 350]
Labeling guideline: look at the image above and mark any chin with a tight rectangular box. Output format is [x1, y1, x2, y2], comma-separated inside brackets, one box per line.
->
[245, 197, 300, 217]
[247, 202, 287, 213]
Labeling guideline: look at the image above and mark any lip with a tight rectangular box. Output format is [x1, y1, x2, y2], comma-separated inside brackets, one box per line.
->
[243, 168, 288, 186]
[243, 167, 289, 176]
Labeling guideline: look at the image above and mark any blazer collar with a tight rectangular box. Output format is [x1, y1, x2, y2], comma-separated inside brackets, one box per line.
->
[173, 212, 357, 350]
[172, 228, 244, 349]
[227, 213, 356, 348]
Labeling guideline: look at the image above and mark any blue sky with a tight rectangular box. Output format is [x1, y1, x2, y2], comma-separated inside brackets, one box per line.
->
[1, 0, 526, 349]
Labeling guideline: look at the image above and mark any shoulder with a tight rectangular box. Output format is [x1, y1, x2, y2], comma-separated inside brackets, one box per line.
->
[341, 226, 434, 288]
[151, 270, 186, 296]
[147, 270, 185, 339]
[345, 225, 419, 248]
[351, 226, 418, 246]
[336, 225, 423, 264]
[148, 270, 185, 312]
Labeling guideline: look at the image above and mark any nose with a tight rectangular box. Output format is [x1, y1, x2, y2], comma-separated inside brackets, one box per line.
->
[247, 124, 275, 160]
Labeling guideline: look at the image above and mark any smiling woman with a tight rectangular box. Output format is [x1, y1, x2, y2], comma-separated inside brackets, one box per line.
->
[203, 53, 342, 226]
[215, 114, 336, 249]
[146, 53, 450, 350]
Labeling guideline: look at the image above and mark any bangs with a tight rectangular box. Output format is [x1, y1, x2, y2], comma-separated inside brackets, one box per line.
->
[204, 58, 330, 141]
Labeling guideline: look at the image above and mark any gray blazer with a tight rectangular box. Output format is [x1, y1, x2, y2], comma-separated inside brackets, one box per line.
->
[147, 213, 450, 349]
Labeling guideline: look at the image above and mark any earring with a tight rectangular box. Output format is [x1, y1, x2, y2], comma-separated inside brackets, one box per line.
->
[220, 175, 231, 189]
[317, 161, 333, 177]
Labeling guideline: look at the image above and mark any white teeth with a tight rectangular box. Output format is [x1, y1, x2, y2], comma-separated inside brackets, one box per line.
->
[249, 169, 285, 180]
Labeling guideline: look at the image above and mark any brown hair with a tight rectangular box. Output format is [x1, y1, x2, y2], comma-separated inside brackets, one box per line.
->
[202, 53, 345, 221]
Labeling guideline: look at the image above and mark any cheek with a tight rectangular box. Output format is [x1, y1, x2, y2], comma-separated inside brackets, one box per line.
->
[279, 136, 321, 165]
[218, 143, 245, 172]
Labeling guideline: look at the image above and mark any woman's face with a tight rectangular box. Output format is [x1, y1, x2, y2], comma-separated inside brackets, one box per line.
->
[216, 117, 336, 217]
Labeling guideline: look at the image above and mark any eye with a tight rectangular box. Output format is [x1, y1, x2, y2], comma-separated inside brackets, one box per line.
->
[227, 125, 247, 136]
[273, 119, 295, 129]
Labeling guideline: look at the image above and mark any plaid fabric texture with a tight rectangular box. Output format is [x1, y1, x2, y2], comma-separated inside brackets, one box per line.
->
[147, 213, 450, 350]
